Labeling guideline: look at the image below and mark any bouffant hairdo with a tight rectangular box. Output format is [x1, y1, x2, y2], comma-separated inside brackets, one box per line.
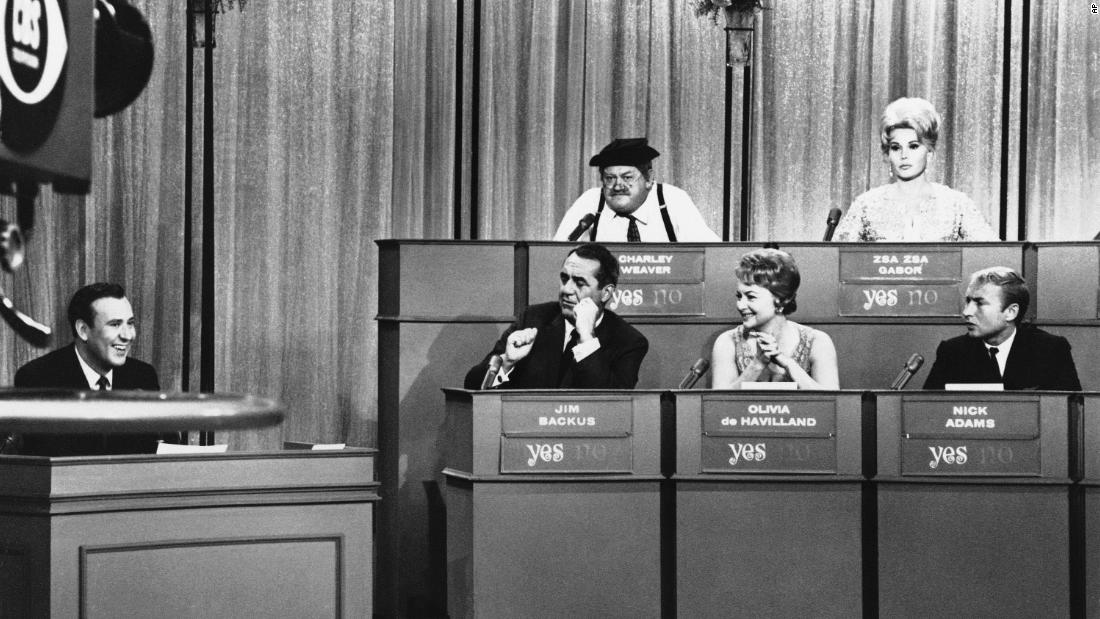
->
[879, 97, 941, 154]
[735, 248, 800, 315]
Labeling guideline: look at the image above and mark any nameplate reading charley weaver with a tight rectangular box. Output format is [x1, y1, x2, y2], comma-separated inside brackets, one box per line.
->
[838, 248, 963, 317]
[606, 249, 705, 317]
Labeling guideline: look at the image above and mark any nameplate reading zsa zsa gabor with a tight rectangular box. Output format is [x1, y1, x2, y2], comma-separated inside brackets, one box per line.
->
[838, 249, 963, 317]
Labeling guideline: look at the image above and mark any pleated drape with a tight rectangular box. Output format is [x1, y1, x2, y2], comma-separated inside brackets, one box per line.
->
[0, 0, 1095, 453]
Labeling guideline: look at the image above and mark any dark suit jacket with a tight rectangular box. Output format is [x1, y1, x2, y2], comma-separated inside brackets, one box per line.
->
[923, 326, 1082, 391]
[14, 344, 165, 456]
[464, 302, 649, 390]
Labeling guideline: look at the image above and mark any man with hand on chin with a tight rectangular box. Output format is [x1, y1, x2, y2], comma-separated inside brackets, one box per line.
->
[553, 137, 719, 243]
[923, 267, 1081, 390]
[465, 243, 649, 389]
[13, 282, 170, 455]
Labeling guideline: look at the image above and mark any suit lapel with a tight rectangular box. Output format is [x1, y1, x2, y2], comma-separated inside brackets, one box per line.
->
[63, 345, 92, 389]
[1001, 327, 1027, 387]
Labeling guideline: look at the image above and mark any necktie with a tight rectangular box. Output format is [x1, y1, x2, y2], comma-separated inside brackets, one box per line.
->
[626, 216, 641, 242]
[988, 347, 1001, 381]
[559, 329, 581, 385]
[96, 375, 110, 391]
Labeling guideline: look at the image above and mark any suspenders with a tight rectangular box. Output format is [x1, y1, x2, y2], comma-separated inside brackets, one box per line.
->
[588, 183, 677, 242]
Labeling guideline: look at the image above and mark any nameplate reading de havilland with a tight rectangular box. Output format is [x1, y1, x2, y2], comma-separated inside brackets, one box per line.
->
[606, 250, 705, 316]
[899, 398, 1041, 476]
[838, 249, 963, 317]
[699, 398, 837, 473]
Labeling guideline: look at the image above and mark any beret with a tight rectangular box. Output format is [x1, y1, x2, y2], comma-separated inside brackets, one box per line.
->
[588, 137, 660, 168]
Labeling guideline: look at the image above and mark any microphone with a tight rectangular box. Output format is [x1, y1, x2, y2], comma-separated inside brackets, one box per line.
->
[678, 358, 711, 389]
[889, 353, 924, 390]
[822, 207, 843, 241]
[479, 354, 504, 390]
[0, 286, 50, 348]
[567, 213, 597, 241]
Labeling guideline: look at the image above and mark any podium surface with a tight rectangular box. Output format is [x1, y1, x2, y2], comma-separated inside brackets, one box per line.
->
[672, 390, 864, 618]
[874, 391, 1073, 617]
[0, 449, 378, 618]
[443, 389, 662, 618]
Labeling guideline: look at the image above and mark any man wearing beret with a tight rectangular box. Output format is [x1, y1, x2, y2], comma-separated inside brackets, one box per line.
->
[553, 137, 720, 243]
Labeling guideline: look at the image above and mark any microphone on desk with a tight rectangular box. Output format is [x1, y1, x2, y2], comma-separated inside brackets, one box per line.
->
[822, 207, 843, 242]
[678, 358, 711, 389]
[567, 213, 597, 241]
[479, 355, 504, 390]
[889, 353, 924, 390]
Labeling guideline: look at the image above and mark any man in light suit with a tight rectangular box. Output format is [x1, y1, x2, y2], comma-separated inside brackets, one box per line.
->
[464, 243, 648, 389]
[14, 282, 168, 455]
[923, 267, 1081, 391]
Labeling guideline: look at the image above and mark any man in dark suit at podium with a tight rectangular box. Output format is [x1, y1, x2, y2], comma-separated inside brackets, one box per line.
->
[13, 282, 166, 455]
[465, 243, 649, 389]
[923, 267, 1081, 390]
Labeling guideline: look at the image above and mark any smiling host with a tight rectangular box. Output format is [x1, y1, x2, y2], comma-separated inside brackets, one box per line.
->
[13, 282, 171, 455]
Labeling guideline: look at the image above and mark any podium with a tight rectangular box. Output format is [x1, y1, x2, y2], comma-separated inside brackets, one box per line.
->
[672, 391, 865, 618]
[1082, 394, 1100, 616]
[0, 449, 379, 618]
[442, 389, 662, 618]
[874, 392, 1073, 617]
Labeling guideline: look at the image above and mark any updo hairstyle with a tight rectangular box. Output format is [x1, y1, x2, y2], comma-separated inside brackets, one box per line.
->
[879, 97, 941, 154]
[735, 248, 800, 315]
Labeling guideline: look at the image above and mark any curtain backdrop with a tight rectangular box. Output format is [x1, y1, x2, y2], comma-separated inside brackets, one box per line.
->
[1, 0, 1094, 452]
[1, 0, 185, 388]
[1026, 0, 1100, 240]
[475, 0, 730, 240]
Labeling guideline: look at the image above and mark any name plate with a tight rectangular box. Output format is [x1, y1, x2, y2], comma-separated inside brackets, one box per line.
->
[838, 284, 961, 317]
[606, 250, 706, 316]
[901, 439, 1041, 476]
[902, 399, 1040, 439]
[616, 250, 705, 282]
[839, 249, 962, 282]
[501, 398, 632, 436]
[701, 436, 836, 474]
[606, 283, 704, 316]
[499, 436, 632, 474]
[702, 398, 836, 438]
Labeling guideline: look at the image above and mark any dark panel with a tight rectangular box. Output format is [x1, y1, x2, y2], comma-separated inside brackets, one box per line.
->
[877, 484, 1069, 617]
[677, 483, 862, 619]
[83, 538, 340, 617]
[451, 481, 661, 618]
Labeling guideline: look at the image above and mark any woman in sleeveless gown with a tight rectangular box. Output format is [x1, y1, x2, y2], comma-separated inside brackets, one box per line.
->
[710, 249, 839, 389]
[834, 97, 996, 242]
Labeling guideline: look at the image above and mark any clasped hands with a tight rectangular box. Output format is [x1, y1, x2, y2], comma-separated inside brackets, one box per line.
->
[748, 330, 791, 371]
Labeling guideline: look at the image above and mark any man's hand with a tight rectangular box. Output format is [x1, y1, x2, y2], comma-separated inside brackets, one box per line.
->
[503, 327, 538, 368]
[572, 298, 600, 341]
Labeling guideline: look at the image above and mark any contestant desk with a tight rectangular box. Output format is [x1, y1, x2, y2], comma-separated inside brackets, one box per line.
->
[874, 391, 1074, 617]
[1082, 393, 1100, 617]
[0, 449, 379, 618]
[376, 240, 1100, 615]
[671, 390, 865, 618]
[441, 388, 662, 619]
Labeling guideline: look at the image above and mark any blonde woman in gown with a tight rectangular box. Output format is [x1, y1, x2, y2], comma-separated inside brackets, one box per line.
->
[834, 97, 997, 242]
